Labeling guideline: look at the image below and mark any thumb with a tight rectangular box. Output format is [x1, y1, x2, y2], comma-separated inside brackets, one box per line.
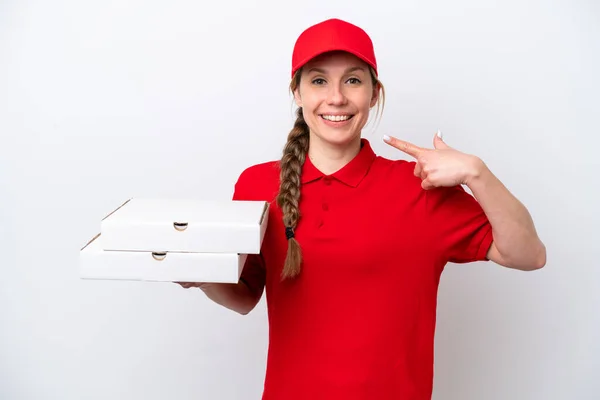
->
[433, 130, 449, 149]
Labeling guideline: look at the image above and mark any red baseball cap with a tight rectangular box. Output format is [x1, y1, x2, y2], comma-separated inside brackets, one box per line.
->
[291, 18, 378, 78]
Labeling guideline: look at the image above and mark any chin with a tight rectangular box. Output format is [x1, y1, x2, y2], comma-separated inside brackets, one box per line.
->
[313, 118, 364, 145]
[313, 130, 361, 147]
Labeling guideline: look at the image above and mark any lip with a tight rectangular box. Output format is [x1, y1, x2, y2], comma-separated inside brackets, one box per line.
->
[319, 112, 354, 116]
[319, 114, 354, 127]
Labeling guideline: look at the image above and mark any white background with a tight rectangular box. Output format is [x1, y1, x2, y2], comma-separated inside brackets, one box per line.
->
[1, 0, 599, 399]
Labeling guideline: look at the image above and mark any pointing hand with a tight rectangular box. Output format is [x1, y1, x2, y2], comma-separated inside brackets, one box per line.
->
[383, 131, 484, 190]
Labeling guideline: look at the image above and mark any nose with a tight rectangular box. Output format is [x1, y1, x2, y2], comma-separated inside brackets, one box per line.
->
[326, 83, 347, 106]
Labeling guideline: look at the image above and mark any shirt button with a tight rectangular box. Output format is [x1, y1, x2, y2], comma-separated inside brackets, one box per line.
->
[323, 177, 332, 186]
[322, 203, 329, 211]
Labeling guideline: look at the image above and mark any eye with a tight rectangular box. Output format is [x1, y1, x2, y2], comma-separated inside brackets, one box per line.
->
[311, 78, 326, 85]
[347, 77, 361, 84]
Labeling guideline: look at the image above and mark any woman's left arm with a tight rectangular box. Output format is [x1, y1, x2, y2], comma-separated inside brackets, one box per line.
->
[383, 132, 546, 271]
[465, 160, 546, 270]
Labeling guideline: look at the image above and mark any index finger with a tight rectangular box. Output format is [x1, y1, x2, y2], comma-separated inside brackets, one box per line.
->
[383, 135, 426, 158]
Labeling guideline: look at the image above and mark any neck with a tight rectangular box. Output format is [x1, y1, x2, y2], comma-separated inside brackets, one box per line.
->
[307, 134, 362, 175]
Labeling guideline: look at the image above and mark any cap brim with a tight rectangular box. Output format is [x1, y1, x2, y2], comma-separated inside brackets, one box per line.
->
[292, 47, 377, 77]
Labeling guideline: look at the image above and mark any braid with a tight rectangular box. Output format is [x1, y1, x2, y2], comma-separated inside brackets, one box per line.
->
[276, 107, 310, 279]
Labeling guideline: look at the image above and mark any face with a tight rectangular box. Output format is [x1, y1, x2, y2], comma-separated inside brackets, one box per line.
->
[294, 51, 379, 147]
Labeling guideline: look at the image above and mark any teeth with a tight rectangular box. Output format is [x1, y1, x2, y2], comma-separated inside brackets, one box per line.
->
[322, 115, 351, 122]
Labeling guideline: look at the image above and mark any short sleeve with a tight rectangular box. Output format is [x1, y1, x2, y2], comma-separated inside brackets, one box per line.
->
[232, 169, 266, 293]
[426, 185, 493, 264]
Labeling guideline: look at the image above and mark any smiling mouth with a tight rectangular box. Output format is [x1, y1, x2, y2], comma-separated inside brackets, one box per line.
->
[320, 114, 355, 122]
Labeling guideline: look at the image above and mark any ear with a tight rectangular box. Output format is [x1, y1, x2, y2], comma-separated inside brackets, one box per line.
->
[370, 82, 380, 108]
[293, 88, 302, 108]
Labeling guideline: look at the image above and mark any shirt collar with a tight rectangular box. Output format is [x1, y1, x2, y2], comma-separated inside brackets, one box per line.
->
[301, 138, 376, 187]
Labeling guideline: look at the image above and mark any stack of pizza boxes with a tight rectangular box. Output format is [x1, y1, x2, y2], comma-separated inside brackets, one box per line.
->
[80, 198, 269, 283]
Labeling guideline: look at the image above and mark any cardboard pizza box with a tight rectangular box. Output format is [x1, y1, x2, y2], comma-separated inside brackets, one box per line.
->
[100, 198, 269, 254]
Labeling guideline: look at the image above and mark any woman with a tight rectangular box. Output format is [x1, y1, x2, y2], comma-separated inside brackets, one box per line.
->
[181, 18, 546, 400]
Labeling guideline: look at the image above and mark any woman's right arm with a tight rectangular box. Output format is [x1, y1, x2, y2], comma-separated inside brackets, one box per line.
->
[178, 255, 266, 315]
[194, 280, 263, 315]
[182, 166, 268, 315]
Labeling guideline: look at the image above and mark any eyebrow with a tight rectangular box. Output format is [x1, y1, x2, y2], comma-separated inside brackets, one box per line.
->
[307, 66, 366, 74]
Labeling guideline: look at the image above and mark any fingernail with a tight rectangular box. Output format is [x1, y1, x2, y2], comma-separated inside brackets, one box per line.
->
[383, 134, 391, 142]
[437, 129, 443, 139]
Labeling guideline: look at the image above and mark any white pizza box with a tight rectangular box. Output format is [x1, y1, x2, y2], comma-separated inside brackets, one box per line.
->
[80, 233, 247, 283]
[100, 198, 269, 254]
